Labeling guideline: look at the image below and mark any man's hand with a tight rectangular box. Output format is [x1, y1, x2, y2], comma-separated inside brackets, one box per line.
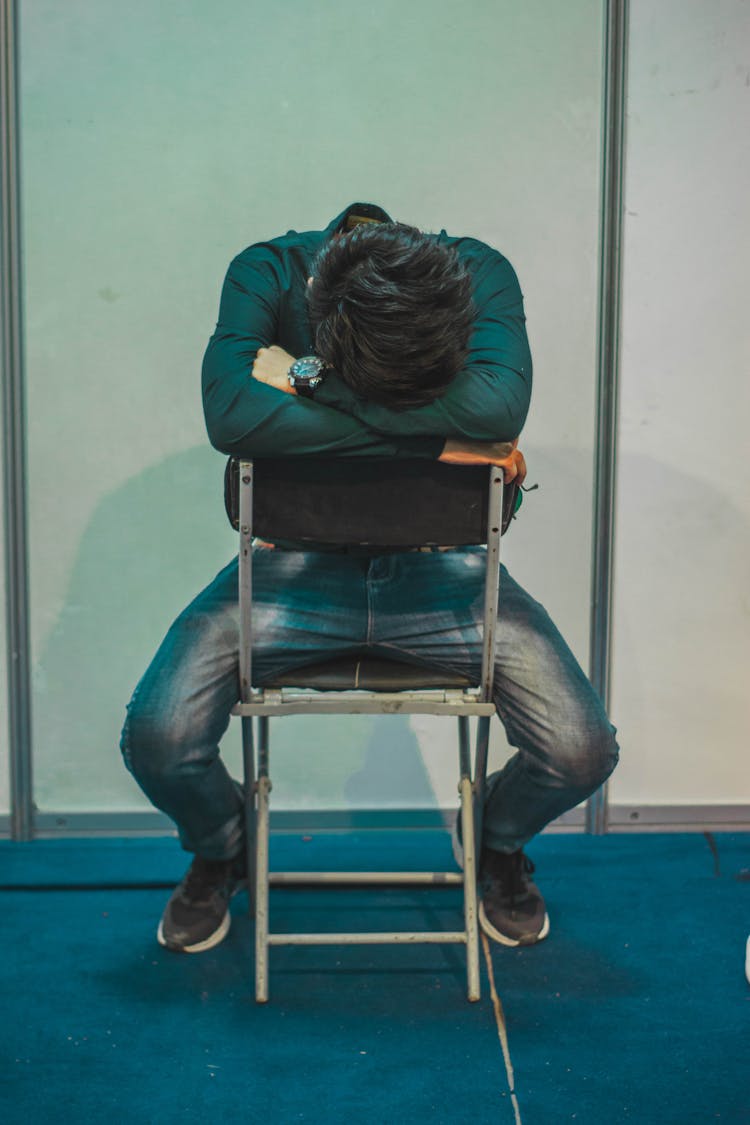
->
[252, 346, 297, 394]
[439, 438, 527, 486]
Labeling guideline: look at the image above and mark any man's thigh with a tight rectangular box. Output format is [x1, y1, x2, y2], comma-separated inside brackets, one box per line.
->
[369, 548, 608, 747]
[367, 547, 490, 670]
[122, 550, 370, 782]
[136, 547, 370, 695]
[251, 545, 369, 680]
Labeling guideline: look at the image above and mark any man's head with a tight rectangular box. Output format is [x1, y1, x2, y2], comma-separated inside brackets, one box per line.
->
[306, 222, 474, 409]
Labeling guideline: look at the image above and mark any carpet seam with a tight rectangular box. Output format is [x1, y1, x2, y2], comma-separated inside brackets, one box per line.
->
[481, 931, 523, 1125]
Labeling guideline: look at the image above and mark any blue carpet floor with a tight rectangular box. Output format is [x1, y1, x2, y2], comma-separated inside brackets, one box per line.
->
[1, 832, 748, 1125]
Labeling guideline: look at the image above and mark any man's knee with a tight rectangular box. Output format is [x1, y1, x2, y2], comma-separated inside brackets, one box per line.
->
[557, 718, 619, 793]
[121, 694, 182, 786]
[120, 688, 220, 790]
[119, 608, 238, 787]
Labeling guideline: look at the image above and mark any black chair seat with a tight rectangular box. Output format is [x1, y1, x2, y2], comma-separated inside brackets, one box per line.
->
[264, 655, 473, 692]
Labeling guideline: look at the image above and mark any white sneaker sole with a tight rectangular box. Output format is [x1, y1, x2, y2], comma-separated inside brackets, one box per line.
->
[157, 910, 231, 954]
[479, 901, 550, 947]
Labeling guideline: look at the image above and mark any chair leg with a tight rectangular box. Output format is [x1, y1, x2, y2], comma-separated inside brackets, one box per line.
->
[255, 717, 271, 1003]
[459, 774, 481, 1001]
[458, 716, 480, 1002]
[473, 715, 491, 866]
[241, 717, 256, 912]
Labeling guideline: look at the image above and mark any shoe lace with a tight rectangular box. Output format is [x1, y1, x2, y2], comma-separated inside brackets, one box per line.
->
[181, 857, 231, 901]
[485, 849, 535, 905]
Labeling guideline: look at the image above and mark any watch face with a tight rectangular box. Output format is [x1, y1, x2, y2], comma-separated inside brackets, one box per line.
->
[289, 355, 326, 398]
[290, 356, 325, 393]
[293, 357, 324, 381]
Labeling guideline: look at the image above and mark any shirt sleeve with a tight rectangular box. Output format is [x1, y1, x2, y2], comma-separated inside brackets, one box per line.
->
[313, 247, 532, 443]
[202, 247, 442, 460]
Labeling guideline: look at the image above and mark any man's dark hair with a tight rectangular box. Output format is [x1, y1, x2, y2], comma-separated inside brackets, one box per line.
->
[306, 222, 474, 409]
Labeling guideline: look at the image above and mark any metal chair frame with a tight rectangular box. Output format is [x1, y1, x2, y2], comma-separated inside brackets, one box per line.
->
[231, 460, 504, 1002]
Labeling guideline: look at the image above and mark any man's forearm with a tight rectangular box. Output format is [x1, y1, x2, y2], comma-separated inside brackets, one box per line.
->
[202, 336, 443, 461]
[248, 345, 526, 475]
[313, 369, 527, 444]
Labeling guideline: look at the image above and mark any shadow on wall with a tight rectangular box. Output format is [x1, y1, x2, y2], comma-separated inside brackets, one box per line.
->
[33, 441, 744, 815]
[31, 445, 438, 814]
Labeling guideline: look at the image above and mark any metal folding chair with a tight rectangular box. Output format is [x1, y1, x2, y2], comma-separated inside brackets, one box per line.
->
[229, 458, 507, 1003]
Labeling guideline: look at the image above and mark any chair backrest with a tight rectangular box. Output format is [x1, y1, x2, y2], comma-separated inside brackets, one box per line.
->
[232, 459, 505, 704]
[225, 457, 516, 546]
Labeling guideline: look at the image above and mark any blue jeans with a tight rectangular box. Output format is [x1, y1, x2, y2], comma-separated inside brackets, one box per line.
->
[120, 546, 618, 859]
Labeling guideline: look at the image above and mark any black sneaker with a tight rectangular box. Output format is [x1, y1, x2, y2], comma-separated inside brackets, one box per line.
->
[157, 854, 246, 953]
[479, 848, 550, 948]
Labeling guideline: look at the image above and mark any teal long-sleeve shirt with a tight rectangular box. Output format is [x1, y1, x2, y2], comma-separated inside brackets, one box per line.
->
[202, 203, 532, 460]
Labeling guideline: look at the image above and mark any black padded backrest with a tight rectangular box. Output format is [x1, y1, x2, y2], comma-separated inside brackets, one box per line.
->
[226, 458, 503, 547]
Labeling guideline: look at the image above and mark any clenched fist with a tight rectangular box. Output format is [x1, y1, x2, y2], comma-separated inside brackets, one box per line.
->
[252, 346, 297, 393]
[439, 438, 527, 486]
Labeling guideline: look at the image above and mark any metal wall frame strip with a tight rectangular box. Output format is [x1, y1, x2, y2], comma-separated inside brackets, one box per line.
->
[587, 0, 629, 835]
[1, 0, 33, 840]
[2, 804, 747, 841]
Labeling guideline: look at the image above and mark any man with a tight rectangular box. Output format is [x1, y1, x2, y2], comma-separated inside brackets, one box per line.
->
[121, 203, 618, 956]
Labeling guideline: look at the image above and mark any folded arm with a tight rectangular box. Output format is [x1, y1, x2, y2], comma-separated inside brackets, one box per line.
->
[252, 345, 527, 484]
[202, 249, 442, 460]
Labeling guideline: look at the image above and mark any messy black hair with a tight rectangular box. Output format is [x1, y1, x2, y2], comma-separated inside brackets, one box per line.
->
[306, 222, 474, 409]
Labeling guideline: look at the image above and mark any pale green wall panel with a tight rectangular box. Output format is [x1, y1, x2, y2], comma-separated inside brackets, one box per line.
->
[20, 0, 603, 813]
[0, 417, 8, 813]
[610, 0, 750, 804]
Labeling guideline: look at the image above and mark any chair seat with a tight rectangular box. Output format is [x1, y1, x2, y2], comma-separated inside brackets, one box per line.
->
[264, 655, 473, 692]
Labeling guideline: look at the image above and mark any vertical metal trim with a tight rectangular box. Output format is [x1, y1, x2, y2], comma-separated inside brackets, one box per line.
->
[587, 0, 628, 834]
[1, 0, 33, 840]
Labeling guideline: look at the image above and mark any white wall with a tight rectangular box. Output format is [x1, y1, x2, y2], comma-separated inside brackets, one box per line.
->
[0, 418, 8, 813]
[610, 0, 750, 805]
[19, 0, 603, 813]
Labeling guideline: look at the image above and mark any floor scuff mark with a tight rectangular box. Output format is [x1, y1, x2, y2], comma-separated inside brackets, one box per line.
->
[703, 831, 721, 877]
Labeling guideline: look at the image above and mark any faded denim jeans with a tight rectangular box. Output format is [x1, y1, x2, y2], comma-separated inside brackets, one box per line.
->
[120, 546, 618, 859]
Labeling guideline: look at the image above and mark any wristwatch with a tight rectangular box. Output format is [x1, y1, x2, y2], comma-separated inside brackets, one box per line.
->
[288, 355, 327, 398]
